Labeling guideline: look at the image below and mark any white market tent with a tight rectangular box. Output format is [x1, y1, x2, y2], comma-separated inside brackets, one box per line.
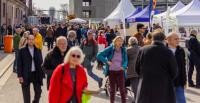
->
[154, 1, 185, 18]
[69, 18, 87, 23]
[104, 0, 135, 28]
[171, 0, 200, 26]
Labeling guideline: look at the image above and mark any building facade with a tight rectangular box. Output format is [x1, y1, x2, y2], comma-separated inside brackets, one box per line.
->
[69, 0, 192, 21]
[131, 0, 191, 12]
[68, 0, 120, 21]
[0, 0, 31, 26]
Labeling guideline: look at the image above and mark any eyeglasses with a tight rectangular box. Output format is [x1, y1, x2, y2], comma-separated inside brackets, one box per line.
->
[71, 54, 81, 59]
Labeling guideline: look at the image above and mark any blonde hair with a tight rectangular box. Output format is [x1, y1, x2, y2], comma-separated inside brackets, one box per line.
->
[23, 31, 30, 38]
[112, 36, 124, 46]
[64, 46, 85, 64]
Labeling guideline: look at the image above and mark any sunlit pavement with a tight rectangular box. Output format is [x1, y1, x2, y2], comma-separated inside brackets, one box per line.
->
[0, 46, 199, 103]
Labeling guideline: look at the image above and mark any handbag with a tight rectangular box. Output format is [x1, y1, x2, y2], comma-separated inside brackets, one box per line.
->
[82, 93, 91, 103]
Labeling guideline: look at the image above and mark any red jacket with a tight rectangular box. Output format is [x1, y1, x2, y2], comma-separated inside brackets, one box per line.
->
[97, 35, 107, 47]
[48, 63, 88, 103]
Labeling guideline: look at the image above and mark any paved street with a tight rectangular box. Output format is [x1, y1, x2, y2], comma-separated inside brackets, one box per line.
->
[0, 47, 199, 103]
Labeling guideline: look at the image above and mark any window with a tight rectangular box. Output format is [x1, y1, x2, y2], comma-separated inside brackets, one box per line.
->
[82, 0, 91, 6]
[82, 10, 91, 18]
[3, 3, 6, 17]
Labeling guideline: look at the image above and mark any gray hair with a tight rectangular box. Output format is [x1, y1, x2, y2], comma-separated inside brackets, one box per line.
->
[67, 30, 77, 39]
[128, 37, 138, 46]
[191, 30, 197, 35]
[64, 46, 85, 64]
[56, 36, 67, 45]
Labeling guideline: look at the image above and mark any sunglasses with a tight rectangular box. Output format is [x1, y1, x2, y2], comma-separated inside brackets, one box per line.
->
[71, 54, 81, 59]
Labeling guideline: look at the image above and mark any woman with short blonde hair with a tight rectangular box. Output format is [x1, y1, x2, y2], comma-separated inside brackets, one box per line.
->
[49, 46, 98, 103]
[64, 46, 85, 64]
[112, 36, 124, 46]
[19, 31, 30, 49]
[97, 36, 128, 103]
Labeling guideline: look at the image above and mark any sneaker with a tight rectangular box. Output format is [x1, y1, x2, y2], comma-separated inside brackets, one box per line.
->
[98, 78, 103, 88]
[189, 84, 196, 87]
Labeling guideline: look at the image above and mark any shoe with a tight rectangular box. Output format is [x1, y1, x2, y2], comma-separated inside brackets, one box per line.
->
[98, 78, 103, 88]
[13, 69, 17, 73]
[189, 84, 196, 87]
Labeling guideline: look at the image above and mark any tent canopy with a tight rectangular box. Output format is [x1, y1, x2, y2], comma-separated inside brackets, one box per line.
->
[69, 18, 87, 23]
[171, 0, 200, 26]
[127, 6, 160, 22]
[126, 7, 142, 22]
[104, 0, 135, 21]
[154, 1, 185, 18]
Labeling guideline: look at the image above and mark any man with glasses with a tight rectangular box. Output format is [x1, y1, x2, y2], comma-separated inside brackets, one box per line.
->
[133, 23, 146, 47]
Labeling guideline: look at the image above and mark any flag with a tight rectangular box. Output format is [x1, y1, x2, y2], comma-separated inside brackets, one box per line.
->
[153, 0, 157, 10]
[149, 0, 157, 31]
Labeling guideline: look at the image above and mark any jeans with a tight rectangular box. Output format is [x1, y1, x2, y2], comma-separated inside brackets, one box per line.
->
[86, 67, 101, 83]
[13, 49, 19, 72]
[175, 86, 186, 103]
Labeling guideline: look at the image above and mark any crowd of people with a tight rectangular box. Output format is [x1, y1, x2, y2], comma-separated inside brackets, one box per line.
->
[8, 22, 200, 103]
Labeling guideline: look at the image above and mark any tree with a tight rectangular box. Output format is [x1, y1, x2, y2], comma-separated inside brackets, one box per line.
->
[60, 3, 68, 19]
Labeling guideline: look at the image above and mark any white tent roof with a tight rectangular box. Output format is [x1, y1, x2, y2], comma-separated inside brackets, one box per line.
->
[155, 1, 185, 18]
[171, 0, 200, 26]
[104, 0, 135, 21]
[69, 18, 87, 23]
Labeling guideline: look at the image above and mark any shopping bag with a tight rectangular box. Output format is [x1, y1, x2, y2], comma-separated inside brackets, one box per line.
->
[82, 93, 91, 103]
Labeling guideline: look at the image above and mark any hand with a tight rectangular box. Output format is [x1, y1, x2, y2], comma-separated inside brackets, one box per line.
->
[18, 77, 23, 84]
[120, 67, 124, 71]
[91, 62, 94, 66]
[83, 89, 101, 95]
[107, 61, 112, 66]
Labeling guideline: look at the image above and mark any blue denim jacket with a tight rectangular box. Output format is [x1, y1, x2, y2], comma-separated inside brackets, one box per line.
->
[96, 44, 128, 76]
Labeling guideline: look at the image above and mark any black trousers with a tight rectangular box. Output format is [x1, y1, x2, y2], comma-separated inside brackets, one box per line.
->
[188, 56, 195, 85]
[188, 55, 200, 86]
[21, 72, 42, 103]
[46, 37, 54, 50]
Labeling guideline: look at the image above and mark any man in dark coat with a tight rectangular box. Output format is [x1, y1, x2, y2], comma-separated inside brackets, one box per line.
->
[17, 35, 44, 103]
[55, 24, 64, 38]
[167, 32, 187, 103]
[42, 36, 69, 90]
[188, 30, 200, 88]
[135, 31, 178, 103]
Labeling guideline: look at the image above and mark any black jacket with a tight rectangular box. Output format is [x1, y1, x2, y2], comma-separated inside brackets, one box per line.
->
[42, 46, 69, 89]
[173, 46, 187, 87]
[135, 42, 178, 103]
[17, 45, 44, 85]
[188, 34, 200, 62]
[42, 46, 69, 75]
